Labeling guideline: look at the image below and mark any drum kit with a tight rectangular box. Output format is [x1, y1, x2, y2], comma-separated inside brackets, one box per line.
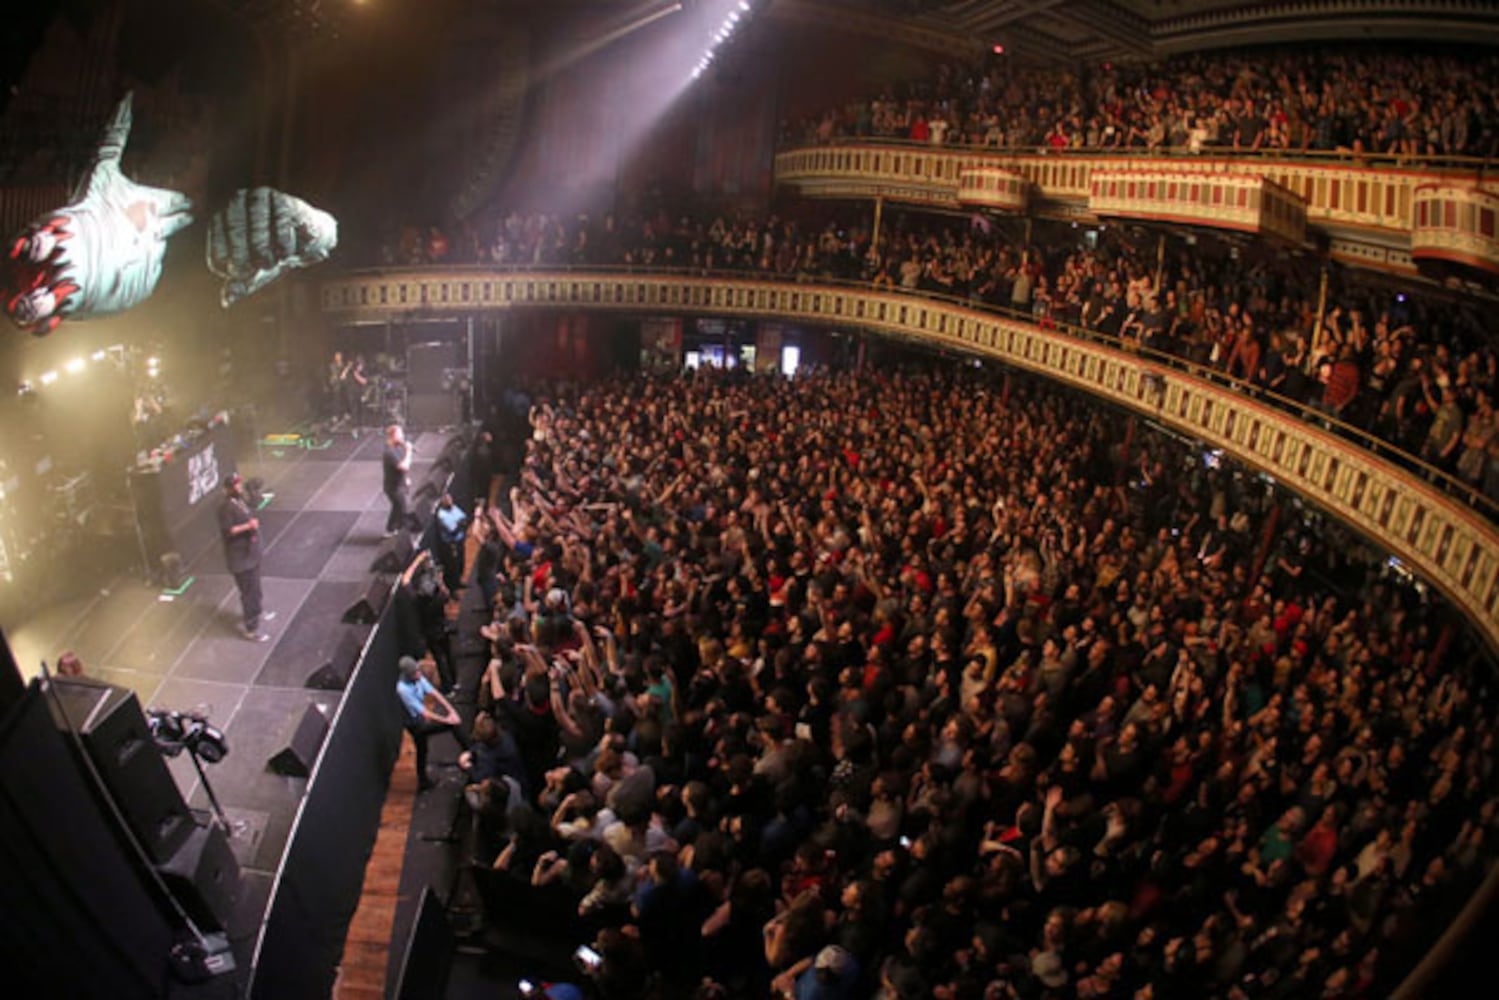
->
[361, 374, 407, 426]
[331, 353, 406, 429]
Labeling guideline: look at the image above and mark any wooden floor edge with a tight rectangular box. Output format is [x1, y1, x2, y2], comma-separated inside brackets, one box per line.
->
[332, 473, 496, 999]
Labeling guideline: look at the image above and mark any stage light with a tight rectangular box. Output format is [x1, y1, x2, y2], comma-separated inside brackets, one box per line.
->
[90, 349, 106, 361]
[39, 370, 58, 385]
[65, 358, 85, 374]
[147, 356, 159, 366]
[993, 44, 1005, 55]
[739, 0, 749, 9]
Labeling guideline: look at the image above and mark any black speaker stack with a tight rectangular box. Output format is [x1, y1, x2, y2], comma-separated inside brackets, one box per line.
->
[406, 341, 462, 429]
[49, 679, 242, 933]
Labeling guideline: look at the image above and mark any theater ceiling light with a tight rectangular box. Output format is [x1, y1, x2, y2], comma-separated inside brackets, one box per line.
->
[692, 0, 754, 81]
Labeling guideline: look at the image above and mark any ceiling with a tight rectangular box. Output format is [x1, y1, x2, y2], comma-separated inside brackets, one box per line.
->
[894, 0, 1499, 63]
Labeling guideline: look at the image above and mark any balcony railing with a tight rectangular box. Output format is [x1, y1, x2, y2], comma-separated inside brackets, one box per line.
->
[774, 140, 1499, 273]
[320, 264, 1499, 655]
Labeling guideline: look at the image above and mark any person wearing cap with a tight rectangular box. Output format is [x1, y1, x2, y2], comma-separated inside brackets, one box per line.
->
[780, 944, 861, 1000]
[219, 472, 274, 641]
[396, 654, 469, 792]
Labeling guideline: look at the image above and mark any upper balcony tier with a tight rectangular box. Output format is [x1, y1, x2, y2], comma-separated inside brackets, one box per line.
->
[775, 142, 1499, 278]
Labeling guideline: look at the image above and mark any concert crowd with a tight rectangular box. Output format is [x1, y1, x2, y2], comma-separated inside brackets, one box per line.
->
[785, 46, 1499, 159]
[384, 209, 1499, 510]
[452, 366, 1497, 1000]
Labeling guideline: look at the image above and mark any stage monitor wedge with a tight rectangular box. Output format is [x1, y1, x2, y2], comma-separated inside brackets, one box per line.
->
[371, 531, 414, 575]
[268, 703, 331, 775]
[342, 576, 393, 626]
[305, 631, 365, 691]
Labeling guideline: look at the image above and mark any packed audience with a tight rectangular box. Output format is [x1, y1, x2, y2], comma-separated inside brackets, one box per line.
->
[382, 209, 1499, 509]
[454, 366, 1497, 1000]
[786, 46, 1499, 159]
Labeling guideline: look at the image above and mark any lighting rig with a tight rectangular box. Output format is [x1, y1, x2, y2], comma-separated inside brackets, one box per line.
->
[692, 0, 753, 81]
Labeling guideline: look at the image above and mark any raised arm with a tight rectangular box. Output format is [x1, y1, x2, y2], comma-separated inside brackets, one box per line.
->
[401, 549, 431, 586]
[549, 661, 582, 738]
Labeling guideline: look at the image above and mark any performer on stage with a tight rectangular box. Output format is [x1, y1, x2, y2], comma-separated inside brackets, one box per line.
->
[328, 350, 369, 433]
[328, 350, 350, 422]
[218, 473, 274, 641]
[383, 423, 414, 537]
[345, 354, 369, 436]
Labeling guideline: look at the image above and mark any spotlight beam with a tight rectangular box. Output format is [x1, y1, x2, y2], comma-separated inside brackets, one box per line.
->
[532, 2, 684, 84]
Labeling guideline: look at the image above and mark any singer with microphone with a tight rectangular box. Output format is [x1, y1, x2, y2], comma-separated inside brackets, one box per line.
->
[219, 472, 274, 641]
[383, 423, 415, 538]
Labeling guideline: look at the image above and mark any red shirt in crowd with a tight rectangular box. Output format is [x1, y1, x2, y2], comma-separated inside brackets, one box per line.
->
[1324, 359, 1361, 414]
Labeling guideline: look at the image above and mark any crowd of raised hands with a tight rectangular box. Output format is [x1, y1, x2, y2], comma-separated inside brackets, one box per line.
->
[453, 365, 1496, 999]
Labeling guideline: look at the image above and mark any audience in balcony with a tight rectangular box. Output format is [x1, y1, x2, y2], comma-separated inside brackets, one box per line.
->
[786, 46, 1499, 159]
[383, 207, 1498, 505]
[461, 366, 1497, 1000]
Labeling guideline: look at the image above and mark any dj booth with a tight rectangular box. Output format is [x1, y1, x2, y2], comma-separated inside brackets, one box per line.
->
[127, 415, 237, 580]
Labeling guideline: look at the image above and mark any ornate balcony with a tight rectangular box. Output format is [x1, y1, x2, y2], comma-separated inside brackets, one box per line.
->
[1088, 169, 1308, 244]
[1412, 183, 1499, 275]
[774, 142, 1497, 275]
[320, 266, 1499, 653]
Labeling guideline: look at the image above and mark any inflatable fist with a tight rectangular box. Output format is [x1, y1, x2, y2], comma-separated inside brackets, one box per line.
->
[4, 93, 193, 335]
[206, 187, 338, 307]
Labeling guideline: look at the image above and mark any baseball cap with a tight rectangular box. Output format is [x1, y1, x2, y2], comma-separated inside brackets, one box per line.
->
[398, 655, 421, 679]
[1032, 950, 1068, 987]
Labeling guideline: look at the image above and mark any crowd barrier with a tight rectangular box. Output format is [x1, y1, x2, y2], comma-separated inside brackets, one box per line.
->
[248, 437, 473, 999]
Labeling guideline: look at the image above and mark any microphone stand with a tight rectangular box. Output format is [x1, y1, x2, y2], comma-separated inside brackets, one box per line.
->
[185, 742, 238, 836]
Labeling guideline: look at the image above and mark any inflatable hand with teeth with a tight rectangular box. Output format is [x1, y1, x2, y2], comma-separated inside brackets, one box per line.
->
[206, 187, 338, 307]
[5, 93, 192, 335]
[4, 92, 337, 336]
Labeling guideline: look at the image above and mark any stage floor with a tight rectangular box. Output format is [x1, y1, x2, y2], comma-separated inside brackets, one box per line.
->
[1, 428, 452, 979]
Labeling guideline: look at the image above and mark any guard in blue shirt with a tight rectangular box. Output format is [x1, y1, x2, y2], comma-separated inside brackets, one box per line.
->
[396, 655, 469, 792]
[434, 493, 468, 593]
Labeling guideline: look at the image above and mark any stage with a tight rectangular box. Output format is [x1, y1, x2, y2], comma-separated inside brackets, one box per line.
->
[1, 427, 453, 982]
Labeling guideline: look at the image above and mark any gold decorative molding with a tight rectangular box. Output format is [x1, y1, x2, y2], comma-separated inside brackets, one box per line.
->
[1412, 184, 1499, 275]
[1089, 169, 1307, 244]
[957, 167, 1032, 214]
[322, 267, 1499, 651]
[776, 144, 1497, 274]
[1327, 237, 1418, 276]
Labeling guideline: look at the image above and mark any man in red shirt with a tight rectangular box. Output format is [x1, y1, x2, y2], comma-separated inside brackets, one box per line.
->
[1322, 345, 1361, 420]
[1297, 804, 1341, 876]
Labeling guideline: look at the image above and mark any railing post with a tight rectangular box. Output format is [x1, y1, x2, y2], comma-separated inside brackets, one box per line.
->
[872, 195, 884, 254]
[1307, 262, 1329, 373]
